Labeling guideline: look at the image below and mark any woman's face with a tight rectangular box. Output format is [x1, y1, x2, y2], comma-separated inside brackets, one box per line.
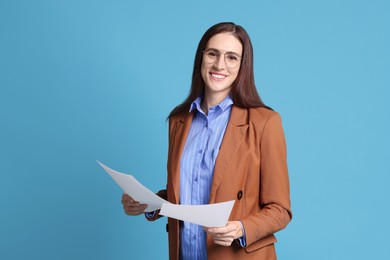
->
[201, 33, 243, 100]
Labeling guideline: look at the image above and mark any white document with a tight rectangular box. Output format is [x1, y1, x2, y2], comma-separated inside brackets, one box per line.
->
[97, 161, 170, 212]
[98, 161, 235, 227]
[160, 200, 235, 227]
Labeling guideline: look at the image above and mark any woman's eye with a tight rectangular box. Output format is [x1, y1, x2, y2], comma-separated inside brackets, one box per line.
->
[207, 51, 218, 57]
[227, 55, 239, 61]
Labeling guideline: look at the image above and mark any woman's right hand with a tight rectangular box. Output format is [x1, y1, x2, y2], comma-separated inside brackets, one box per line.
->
[121, 193, 148, 216]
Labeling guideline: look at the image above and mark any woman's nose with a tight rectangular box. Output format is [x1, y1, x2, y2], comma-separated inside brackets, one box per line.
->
[214, 55, 226, 69]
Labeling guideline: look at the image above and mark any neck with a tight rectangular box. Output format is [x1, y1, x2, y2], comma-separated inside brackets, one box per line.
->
[201, 91, 229, 115]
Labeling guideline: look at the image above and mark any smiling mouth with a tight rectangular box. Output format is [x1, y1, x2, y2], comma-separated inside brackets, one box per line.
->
[210, 72, 227, 79]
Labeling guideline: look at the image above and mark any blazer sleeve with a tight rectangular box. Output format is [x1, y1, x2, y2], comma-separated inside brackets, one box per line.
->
[144, 189, 168, 221]
[241, 112, 292, 246]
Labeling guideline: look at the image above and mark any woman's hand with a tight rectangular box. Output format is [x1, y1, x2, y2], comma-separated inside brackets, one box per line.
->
[121, 193, 147, 216]
[204, 221, 244, 246]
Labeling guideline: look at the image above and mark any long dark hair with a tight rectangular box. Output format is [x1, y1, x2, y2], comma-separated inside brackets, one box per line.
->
[169, 22, 270, 118]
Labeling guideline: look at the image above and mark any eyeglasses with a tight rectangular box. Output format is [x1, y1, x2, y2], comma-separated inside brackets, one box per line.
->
[202, 48, 242, 68]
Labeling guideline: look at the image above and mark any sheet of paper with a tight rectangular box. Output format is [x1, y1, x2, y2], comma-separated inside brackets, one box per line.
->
[97, 161, 170, 212]
[159, 200, 235, 227]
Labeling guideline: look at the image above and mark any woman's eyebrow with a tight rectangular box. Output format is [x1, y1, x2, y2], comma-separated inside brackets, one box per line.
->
[204, 48, 241, 55]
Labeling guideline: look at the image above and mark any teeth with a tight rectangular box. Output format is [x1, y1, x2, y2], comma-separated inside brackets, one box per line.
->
[211, 73, 226, 79]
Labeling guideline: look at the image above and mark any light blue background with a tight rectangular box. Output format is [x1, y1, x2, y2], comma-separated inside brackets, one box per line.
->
[1, 0, 389, 259]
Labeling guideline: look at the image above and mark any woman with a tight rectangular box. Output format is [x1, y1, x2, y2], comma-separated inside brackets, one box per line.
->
[122, 22, 292, 260]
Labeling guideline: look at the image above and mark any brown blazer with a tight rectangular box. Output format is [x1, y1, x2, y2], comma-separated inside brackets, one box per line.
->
[161, 105, 291, 260]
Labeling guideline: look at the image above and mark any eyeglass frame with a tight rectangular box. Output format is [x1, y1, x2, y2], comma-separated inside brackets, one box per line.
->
[202, 48, 243, 68]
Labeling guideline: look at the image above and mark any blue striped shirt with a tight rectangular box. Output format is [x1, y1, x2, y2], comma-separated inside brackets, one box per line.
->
[179, 95, 233, 260]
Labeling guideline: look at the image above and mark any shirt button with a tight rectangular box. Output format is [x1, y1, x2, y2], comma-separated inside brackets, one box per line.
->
[193, 235, 196, 239]
[198, 149, 202, 153]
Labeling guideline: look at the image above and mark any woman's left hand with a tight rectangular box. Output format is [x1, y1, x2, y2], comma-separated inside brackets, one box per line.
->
[204, 221, 244, 246]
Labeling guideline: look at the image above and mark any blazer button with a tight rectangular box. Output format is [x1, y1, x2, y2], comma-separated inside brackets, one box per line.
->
[237, 190, 243, 200]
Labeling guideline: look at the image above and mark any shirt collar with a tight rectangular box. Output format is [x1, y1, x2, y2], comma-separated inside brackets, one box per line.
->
[189, 95, 233, 114]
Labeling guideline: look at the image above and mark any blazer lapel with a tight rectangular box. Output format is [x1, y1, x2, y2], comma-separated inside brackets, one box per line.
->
[169, 112, 194, 204]
[209, 106, 248, 203]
